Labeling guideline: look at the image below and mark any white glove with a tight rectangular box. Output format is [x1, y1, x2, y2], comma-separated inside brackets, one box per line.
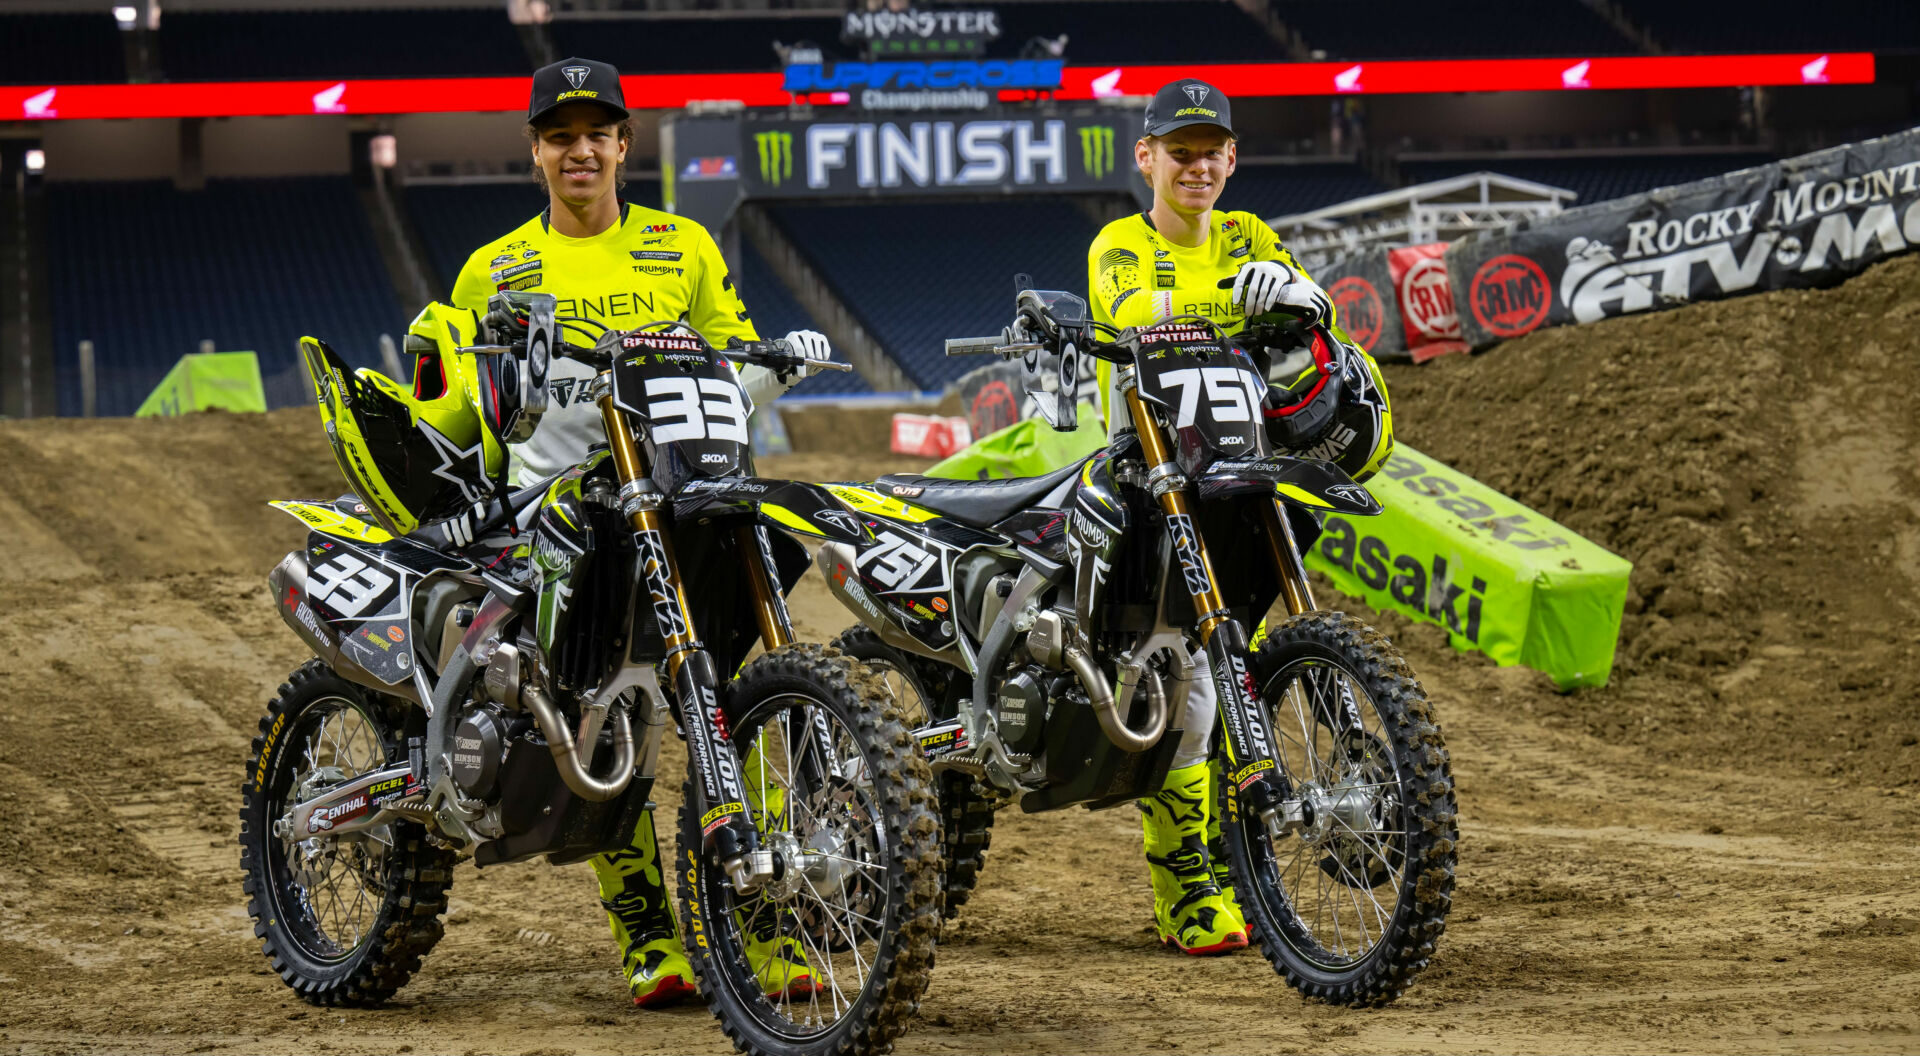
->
[781, 329, 833, 376]
[1232, 260, 1332, 325]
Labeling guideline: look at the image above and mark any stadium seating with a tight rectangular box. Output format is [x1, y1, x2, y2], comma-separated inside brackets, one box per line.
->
[1271, 0, 1636, 58]
[158, 9, 530, 81]
[45, 177, 402, 416]
[1615, 0, 1920, 54]
[1, 13, 127, 85]
[734, 238, 871, 396]
[1399, 153, 1774, 206]
[768, 199, 1099, 390]
[1225, 162, 1389, 221]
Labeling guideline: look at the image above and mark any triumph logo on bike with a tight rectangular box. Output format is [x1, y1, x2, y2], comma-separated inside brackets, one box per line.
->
[1080, 125, 1115, 180]
[755, 131, 794, 187]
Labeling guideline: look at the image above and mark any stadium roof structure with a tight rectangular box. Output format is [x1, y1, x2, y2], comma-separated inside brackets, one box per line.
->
[1268, 172, 1575, 271]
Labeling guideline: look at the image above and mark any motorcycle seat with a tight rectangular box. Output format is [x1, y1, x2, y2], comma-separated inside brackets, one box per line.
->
[874, 457, 1090, 529]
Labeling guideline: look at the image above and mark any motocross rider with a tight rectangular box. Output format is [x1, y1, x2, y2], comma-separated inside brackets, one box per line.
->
[447, 57, 833, 1007]
[1085, 79, 1394, 956]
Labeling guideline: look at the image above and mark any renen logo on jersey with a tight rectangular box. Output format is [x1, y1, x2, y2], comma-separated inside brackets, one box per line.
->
[794, 119, 1075, 189]
[783, 59, 1062, 93]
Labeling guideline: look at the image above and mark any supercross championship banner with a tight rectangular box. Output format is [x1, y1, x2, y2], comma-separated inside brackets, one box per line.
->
[740, 112, 1137, 197]
[1447, 127, 1920, 347]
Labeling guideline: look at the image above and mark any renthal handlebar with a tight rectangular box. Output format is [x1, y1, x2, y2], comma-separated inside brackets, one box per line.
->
[722, 338, 855, 373]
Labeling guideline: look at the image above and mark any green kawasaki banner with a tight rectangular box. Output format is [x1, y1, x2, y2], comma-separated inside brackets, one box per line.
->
[135, 352, 268, 417]
[1312, 444, 1630, 689]
[930, 426, 1630, 688]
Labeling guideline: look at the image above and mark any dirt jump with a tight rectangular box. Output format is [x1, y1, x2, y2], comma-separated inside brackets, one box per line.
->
[2, 256, 1918, 1054]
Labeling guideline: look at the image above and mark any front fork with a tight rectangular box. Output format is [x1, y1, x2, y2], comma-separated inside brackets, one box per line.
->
[599, 397, 795, 891]
[1122, 386, 1298, 830]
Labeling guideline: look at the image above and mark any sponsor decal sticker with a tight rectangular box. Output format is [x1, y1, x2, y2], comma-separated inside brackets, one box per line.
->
[1468, 254, 1550, 338]
[1328, 275, 1385, 349]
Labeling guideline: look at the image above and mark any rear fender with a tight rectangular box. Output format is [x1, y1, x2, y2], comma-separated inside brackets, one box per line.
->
[1196, 455, 1382, 516]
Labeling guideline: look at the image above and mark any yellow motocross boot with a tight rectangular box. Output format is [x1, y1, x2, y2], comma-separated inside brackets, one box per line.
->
[592, 812, 697, 1008]
[1140, 762, 1248, 956]
[742, 734, 814, 999]
[1206, 758, 1249, 937]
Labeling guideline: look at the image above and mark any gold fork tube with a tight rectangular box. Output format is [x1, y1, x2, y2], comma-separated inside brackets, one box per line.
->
[1123, 387, 1231, 643]
[599, 396, 700, 679]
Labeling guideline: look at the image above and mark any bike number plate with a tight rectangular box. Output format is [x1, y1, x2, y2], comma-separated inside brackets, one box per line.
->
[1133, 323, 1269, 459]
[611, 333, 755, 477]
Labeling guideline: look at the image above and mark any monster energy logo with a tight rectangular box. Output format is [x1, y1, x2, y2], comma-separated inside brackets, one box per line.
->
[755, 131, 794, 187]
[1079, 125, 1115, 180]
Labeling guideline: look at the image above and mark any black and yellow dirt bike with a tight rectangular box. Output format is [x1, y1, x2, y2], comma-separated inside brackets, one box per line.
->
[240, 300, 939, 1056]
[823, 288, 1456, 1006]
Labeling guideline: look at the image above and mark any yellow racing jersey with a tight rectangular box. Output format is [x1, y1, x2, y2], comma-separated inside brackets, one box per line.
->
[1088, 210, 1332, 419]
[451, 202, 758, 484]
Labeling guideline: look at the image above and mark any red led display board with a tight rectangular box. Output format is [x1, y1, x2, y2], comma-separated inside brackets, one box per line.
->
[0, 53, 1872, 121]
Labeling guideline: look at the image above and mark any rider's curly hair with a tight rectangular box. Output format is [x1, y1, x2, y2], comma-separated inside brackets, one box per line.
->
[525, 114, 636, 193]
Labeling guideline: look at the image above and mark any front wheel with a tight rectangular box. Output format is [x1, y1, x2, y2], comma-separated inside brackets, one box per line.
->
[679, 644, 941, 1056]
[1222, 612, 1456, 1006]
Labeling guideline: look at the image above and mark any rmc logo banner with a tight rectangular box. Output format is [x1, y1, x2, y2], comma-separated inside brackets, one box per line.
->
[740, 113, 1130, 196]
[1445, 127, 1920, 348]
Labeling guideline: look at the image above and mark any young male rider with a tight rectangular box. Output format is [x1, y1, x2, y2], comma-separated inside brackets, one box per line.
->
[1085, 79, 1394, 957]
[449, 57, 832, 1007]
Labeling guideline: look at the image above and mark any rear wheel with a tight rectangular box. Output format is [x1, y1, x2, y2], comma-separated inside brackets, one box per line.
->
[832, 626, 996, 921]
[239, 660, 452, 1006]
[1222, 612, 1455, 1006]
[679, 645, 941, 1056]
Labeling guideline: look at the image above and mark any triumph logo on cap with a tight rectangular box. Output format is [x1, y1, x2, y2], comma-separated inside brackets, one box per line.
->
[1183, 84, 1209, 106]
[562, 65, 590, 89]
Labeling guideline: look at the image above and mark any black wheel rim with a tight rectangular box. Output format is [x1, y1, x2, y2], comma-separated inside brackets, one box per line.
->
[1249, 657, 1411, 971]
[708, 692, 895, 1039]
[265, 695, 390, 964]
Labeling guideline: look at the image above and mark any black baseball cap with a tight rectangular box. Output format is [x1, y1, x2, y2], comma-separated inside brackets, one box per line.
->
[1143, 79, 1234, 139]
[528, 57, 629, 125]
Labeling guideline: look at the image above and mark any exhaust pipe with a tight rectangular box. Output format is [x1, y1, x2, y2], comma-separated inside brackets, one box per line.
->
[1030, 611, 1167, 753]
[518, 667, 636, 802]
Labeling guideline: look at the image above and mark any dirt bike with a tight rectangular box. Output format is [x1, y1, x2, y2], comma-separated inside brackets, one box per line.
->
[822, 287, 1456, 1006]
[241, 295, 939, 1056]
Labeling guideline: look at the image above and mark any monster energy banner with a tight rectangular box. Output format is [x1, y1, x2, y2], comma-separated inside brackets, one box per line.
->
[742, 113, 1132, 197]
[1447, 127, 1920, 348]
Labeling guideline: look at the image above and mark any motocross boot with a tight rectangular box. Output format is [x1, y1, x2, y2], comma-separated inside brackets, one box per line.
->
[592, 812, 697, 1007]
[741, 734, 815, 999]
[1205, 758, 1248, 937]
[1139, 762, 1248, 956]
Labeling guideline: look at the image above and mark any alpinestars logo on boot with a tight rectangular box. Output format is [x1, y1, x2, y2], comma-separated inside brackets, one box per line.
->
[563, 66, 590, 89]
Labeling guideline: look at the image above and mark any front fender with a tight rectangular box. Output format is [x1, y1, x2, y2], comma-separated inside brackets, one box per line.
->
[1196, 455, 1382, 516]
[673, 477, 874, 545]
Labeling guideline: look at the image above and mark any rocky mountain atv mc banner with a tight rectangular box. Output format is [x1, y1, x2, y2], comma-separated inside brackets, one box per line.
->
[1447, 126, 1920, 347]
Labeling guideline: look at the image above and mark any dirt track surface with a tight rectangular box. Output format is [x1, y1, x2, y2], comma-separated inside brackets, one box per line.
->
[3, 260, 1920, 1054]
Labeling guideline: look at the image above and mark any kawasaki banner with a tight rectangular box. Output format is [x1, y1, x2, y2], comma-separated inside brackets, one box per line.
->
[1448, 126, 1920, 348]
[741, 111, 1135, 197]
[1307, 444, 1630, 690]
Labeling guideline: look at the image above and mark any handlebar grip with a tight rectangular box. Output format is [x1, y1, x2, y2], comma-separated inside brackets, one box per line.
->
[944, 336, 1004, 356]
